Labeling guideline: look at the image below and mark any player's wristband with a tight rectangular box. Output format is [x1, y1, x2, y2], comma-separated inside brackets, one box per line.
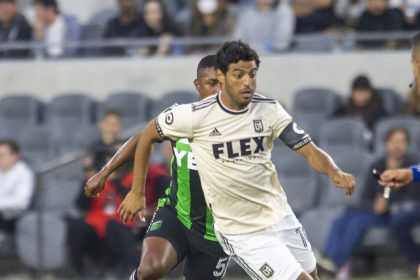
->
[410, 165, 420, 183]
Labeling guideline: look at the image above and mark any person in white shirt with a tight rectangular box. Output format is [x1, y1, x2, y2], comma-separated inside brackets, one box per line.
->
[32, 0, 80, 58]
[0, 139, 34, 235]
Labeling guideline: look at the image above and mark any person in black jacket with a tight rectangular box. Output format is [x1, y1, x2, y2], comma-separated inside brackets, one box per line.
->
[319, 127, 420, 278]
[0, 0, 32, 59]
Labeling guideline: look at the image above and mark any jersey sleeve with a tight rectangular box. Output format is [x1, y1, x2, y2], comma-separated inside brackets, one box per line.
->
[273, 102, 313, 150]
[155, 104, 193, 141]
[272, 101, 293, 138]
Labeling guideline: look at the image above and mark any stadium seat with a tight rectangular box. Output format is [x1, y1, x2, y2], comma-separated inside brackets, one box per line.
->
[292, 88, 342, 141]
[46, 94, 95, 154]
[319, 148, 373, 208]
[376, 88, 403, 116]
[73, 124, 101, 151]
[272, 145, 318, 216]
[16, 211, 67, 270]
[99, 92, 152, 130]
[373, 117, 420, 156]
[300, 207, 345, 251]
[319, 118, 371, 151]
[0, 95, 44, 138]
[151, 91, 198, 117]
[42, 180, 81, 213]
[18, 126, 54, 167]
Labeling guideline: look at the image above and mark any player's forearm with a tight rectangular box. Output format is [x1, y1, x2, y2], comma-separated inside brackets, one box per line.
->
[298, 143, 340, 176]
[101, 134, 140, 176]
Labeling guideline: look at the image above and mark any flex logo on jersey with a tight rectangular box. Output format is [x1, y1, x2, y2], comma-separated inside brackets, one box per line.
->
[260, 263, 274, 278]
[212, 136, 265, 159]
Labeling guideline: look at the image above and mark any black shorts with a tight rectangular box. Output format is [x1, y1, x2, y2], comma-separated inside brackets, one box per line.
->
[145, 205, 229, 280]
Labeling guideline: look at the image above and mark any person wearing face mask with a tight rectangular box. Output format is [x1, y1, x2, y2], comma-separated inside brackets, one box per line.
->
[233, 0, 295, 53]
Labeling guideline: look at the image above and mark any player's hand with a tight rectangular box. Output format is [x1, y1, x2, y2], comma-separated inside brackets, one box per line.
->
[378, 169, 413, 190]
[84, 170, 109, 198]
[330, 169, 355, 196]
[118, 191, 146, 224]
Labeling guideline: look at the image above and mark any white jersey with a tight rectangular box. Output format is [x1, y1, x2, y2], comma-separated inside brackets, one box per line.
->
[155, 93, 308, 235]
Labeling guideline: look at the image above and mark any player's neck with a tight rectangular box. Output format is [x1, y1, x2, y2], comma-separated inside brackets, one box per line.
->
[219, 91, 249, 111]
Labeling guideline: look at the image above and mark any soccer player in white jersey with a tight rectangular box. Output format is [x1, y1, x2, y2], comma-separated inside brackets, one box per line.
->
[118, 41, 356, 280]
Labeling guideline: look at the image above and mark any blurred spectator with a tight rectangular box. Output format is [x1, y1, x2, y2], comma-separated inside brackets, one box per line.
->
[295, 0, 344, 34]
[233, 0, 295, 53]
[0, 0, 32, 59]
[335, 0, 366, 26]
[102, 0, 144, 56]
[32, 0, 81, 58]
[67, 168, 138, 277]
[404, 86, 420, 117]
[87, 111, 122, 172]
[335, 75, 387, 130]
[390, 0, 420, 25]
[319, 128, 420, 279]
[137, 0, 182, 56]
[0, 140, 34, 236]
[356, 0, 405, 49]
[190, 0, 234, 37]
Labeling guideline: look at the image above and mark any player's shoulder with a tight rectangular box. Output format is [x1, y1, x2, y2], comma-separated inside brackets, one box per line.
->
[191, 94, 218, 112]
[251, 93, 277, 105]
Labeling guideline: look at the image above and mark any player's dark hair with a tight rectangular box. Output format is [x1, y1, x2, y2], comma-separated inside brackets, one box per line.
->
[384, 127, 410, 144]
[33, 0, 59, 13]
[103, 110, 122, 119]
[216, 41, 260, 75]
[197, 54, 217, 78]
[0, 139, 20, 154]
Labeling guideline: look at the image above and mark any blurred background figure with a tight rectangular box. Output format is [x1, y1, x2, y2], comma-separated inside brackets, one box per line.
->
[86, 111, 122, 172]
[404, 85, 420, 117]
[137, 0, 182, 56]
[233, 0, 295, 52]
[102, 0, 144, 56]
[0, 140, 34, 252]
[319, 127, 420, 279]
[356, 0, 405, 49]
[335, 74, 387, 130]
[0, 0, 32, 59]
[32, 0, 80, 58]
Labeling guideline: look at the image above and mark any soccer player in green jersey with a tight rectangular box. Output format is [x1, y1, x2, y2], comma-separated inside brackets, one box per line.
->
[85, 55, 229, 280]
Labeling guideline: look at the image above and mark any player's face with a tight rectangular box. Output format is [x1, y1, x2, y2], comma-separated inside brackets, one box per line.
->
[411, 55, 420, 92]
[194, 67, 220, 100]
[218, 60, 257, 109]
[386, 131, 408, 160]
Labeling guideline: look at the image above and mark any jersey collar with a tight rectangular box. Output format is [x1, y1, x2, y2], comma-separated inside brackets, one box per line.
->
[217, 92, 249, 115]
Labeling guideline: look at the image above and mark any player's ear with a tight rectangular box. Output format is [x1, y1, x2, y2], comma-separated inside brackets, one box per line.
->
[193, 79, 200, 91]
[216, 69, 225, 84]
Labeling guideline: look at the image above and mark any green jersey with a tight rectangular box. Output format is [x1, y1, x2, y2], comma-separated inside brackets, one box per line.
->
[159, 138, 217, 241]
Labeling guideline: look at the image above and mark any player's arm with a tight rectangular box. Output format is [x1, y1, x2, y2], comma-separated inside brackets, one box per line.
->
[296, 142, 355, 196]
[119, 104, 193, 223]
[84, 133, 140, 198]
[118, 120, 163, 223]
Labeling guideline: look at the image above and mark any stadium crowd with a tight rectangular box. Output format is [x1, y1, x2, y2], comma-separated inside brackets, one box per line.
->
[2, 0, 420, 58]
